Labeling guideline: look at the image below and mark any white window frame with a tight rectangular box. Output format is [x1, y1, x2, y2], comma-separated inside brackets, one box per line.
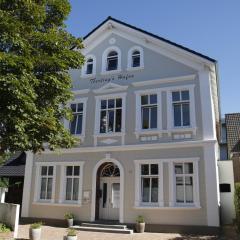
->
[169, 158, 200, 208]
[134, 160, 164, 208]
[81, 54, 96, 78]
[94, 92, 126, 146]
[59, 162, 85, 205]
[127, 46, 144, 71]
[135, 89, 162, 138]
[166, 84, 196, 135]
[101, 46, 121, 75]
[64, 97, 88, 142]
[34, 163, 56, 203]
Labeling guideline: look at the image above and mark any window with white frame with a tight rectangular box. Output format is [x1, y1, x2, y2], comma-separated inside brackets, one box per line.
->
[141, 94, 157, 129]
[174, 162, 194, 204]
[140, 164, 159, 204]
[172, 90, 190, 127]
[99, 98, 122, 133]
[39, 166, 54, 200]
[65, 166, 81, 201]
[70, 102, 84, 135]
[107, 51, 118, 71]
[127, 46, 144, 70]
[86, 58, 93, 75]
[132, 50, 140, 67]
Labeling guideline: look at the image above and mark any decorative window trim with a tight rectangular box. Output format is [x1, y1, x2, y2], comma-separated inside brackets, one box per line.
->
[101, 46, 121, 75]
[59, 161, 85, 205]
[64, 97, 88, 142]
[168, 158, 200, 208]
[93, 82, 128, 94]
[134, 159, 164, 208]
[81, 55, 96, 78]
[166, 84, 196, 136]
[72, 89, 90, 95]
[127, 46, 144, 71]
[135, 89, 162, 139]
[33, 163, 56, 203]
[94, 92, 127, 146]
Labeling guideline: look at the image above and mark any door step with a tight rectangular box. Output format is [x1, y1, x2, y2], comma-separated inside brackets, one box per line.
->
[72, 223, 133, 234]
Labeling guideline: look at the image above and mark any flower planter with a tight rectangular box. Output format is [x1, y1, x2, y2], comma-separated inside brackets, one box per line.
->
[67, 218, 73, 227]
[29, 227, 41, 240]
[66, 236, 77, 240]
[135, 222, 145, 233]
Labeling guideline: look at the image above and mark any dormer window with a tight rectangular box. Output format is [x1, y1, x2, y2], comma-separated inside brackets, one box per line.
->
[127, 46, 144, 70]
[107, 51, 118, 71]
[132, 50, 140, 67]
[86, 58, 93, 74]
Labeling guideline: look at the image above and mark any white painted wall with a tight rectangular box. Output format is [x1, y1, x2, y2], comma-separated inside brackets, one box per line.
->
[218, 161, 235, 224]
[0, 203, 20, 238]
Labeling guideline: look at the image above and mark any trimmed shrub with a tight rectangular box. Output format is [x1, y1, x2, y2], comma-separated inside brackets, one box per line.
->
[234, 183, 240, 231]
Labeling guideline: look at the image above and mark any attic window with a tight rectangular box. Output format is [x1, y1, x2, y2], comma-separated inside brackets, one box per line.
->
[127, 46, 144, 70]
[86, 58, 93, 74]
[132, 50, 140, 67]
[107, 51, 118, 71]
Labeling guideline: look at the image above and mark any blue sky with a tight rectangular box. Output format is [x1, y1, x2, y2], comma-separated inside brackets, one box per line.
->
[66, 0, 240, 116]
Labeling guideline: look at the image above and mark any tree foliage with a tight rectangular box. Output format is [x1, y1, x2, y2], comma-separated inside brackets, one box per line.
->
[0, 0, 84, 154]
[235, 183, 240, 232]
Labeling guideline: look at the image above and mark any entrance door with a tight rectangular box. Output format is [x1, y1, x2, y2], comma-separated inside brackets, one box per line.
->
[99, 177, 120, 220]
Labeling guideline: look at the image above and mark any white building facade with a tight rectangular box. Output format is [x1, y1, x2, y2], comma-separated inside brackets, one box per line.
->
[21, 17, 220, 229]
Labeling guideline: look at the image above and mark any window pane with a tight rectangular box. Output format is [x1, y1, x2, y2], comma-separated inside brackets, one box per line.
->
[116, 98, 122, 108]
[141, 95, 148, 105]
[132, 55, 140, 67]
[70, 115, 77, 134]
[46, 178, 52, 199]
[112, 183, 120, 208]
[141, 164, 149, 175]
[101, 100, 107, 109]
[173, 104, 182, 127]
[142, 107, 149, 129]
[182, 103, 190, 126]
[86, 63, 93, 74]
[72, 178, 79, 201]
[74, 166, 80, 176]
[115, 109, 122, 132]
[71, 104, 76, 112]
[66, 166, 73, 176]
[150, 107, 157, 129]
[66, 178, 72, 200]
[76, 115, 82, 134]
[176, 177, 184, 203]
[107, 58, 118, 71]
[181, 90, 189, 101]
[100, 111, 107, 133]
[175, 164, 183, 174]
[108, 110, 114, 132]
[150, 94, 157, 104]
[172, 91, 180, 102]
[185, 177, 193, 203]
[108, 51, 117, 57]
[184, 163, 193, 174]
[108, 99, 115, 109]
[48, 166, 53, 176]
[151, 178, 158, 202]
[142, 178, 150, 202]
[40, 178, 46, 199]
[151, 164, 158, 175]
[41, 166, 47, 176]
[103, 183, 107, 208]
[77, 103, 83, 112]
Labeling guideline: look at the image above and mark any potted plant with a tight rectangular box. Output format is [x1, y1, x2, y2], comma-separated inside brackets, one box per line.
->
[64, 213, 74, 227]
[135, 215, 145, 233]
[29, 222, 43, 240]
[66, 228, 77, 240]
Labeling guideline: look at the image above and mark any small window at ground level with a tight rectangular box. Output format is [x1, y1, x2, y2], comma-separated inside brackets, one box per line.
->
[220, 183, 231, 193]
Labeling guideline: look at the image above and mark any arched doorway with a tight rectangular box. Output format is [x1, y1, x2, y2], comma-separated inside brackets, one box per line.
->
[91, 158, 124, 223]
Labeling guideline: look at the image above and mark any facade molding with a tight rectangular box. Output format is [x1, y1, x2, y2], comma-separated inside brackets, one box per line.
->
[93, 82, 128, 94]
[72, 89, 90, 95]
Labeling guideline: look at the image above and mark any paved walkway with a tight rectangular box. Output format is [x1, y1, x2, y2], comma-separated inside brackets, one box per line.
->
[1, 224, 238, 240]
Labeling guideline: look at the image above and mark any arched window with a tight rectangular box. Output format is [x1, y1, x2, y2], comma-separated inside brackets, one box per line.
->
[86, 58, 93, 74]
[101, 163, 120, 177]
[107, 51, 118, 71]
[132, 50, 140, 67]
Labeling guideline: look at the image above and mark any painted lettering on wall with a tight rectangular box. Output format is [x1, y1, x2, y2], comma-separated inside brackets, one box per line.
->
[90, 74, 134, 84]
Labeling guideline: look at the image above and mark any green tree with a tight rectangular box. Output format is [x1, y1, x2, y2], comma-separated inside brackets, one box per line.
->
[0, 0, 84, 157]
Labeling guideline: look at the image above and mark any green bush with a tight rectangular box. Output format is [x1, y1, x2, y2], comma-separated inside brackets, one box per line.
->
[0, 223, 11, 233]
[234, 183, 240, 232]
[136, 215, 145, 223]
[30, 222, 43, 229]
[67, 228, 77, 236]
[64, 212, 74, 220]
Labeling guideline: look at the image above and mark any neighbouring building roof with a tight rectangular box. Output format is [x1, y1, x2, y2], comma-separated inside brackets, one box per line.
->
[0, 152, 26, 177]
[225, 113, 240, 157]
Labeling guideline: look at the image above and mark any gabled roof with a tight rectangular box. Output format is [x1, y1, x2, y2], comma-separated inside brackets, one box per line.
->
[84, 16, 216, 63]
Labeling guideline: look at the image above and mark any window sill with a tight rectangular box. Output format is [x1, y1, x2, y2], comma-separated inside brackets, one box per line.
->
[81, 73, 96, 79]
[134, 206, 201, 210]
[169, 127, 197, 136]
[135, 129, 167, 138]
[32, 201, 82, 207]
[101, 69, 121, 75]
[126, 66, 144, 71]
[94, 132, 125, 138]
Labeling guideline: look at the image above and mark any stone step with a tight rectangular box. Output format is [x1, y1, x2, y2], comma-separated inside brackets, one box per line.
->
[81, 222, 127, 229]
[72, 225, 133, 234]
